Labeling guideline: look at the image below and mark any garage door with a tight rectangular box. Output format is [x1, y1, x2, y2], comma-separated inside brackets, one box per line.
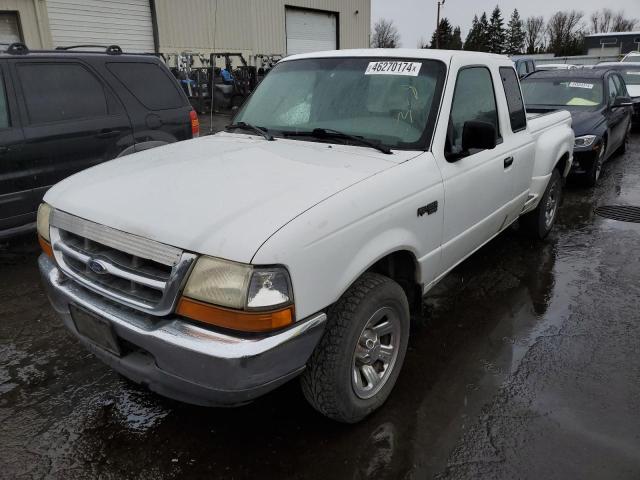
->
[286, 8, 337, 55]
[0, 12, 21, 44]
[47, 0, 155, 53]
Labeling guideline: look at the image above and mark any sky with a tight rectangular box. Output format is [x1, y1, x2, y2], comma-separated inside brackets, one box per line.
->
[371, 0, 640, 48]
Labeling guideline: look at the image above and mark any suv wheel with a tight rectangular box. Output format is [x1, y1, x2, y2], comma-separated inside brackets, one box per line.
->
[520, 169, 562, 240]
[301, 272, 410, 423]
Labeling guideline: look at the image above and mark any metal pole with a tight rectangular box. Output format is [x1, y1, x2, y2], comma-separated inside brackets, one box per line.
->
[436, 0, 446, 49]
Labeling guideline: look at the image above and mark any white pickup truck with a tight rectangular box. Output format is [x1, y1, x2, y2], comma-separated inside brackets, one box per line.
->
[38, 49, 573, 423]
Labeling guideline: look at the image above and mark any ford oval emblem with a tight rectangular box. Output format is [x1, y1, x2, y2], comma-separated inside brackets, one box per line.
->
[88, 259, 108, 275]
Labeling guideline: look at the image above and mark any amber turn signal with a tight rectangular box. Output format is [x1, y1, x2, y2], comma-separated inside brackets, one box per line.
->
[39, 235, 53, 258]
[176, 297, 294, 333]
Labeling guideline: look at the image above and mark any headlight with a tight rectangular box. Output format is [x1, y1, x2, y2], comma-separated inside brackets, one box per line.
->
[182, 256, 253, 309]
[574, 135, 597, 148]
[37, 203, 52, 241]
[179, 256, 294, 332]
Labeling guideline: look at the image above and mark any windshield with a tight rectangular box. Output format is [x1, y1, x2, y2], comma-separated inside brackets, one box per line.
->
[521, 78, 604, 108]
[234, 57, 447, 150]
[620, 68, 640, 86]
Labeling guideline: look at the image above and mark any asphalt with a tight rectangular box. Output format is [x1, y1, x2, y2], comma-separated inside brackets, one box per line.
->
[1, 132, 639, 480]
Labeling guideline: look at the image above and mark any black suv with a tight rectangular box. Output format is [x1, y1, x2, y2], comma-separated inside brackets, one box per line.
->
[0, 43, 199, 239]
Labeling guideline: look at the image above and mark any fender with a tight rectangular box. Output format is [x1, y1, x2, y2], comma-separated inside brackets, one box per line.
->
[532, 121, 574, 179]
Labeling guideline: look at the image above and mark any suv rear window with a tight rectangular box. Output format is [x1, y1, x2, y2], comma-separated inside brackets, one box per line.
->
[17, 63, 109, 124]
[107, 62, 184, 110]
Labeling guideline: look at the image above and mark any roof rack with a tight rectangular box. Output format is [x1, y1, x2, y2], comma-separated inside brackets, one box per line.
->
[55, 44, 123, 55]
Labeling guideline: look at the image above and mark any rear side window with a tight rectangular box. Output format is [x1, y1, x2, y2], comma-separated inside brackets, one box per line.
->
[499, 67, 527, 132]
[17, 63, 109, 124]
[107, 62, 184, 110]
[0, 73, 8, 128]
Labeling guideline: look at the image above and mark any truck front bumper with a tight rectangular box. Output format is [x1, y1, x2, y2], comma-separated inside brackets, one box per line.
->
[39, 254, 326, 406]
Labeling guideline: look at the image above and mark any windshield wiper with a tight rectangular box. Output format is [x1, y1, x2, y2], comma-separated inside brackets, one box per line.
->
[282, 128, 392, 154]
[226, 121, 274, 141]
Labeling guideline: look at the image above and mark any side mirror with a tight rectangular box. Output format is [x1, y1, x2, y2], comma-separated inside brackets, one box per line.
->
[462, 121, 497, 152]
[613, 96, 634, 108]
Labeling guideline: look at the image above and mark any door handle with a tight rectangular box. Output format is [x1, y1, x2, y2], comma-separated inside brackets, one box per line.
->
[504, 156, 514, 168]
[96, 129, 121, 139]
[0, 146, 8, 155]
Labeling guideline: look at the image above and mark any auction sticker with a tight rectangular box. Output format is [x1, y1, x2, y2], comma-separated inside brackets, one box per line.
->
[365, 61, 422, 76]
[569, 82, 594, 89]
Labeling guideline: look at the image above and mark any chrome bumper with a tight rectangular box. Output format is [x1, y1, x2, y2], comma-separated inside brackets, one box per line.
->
[39, 254, 326, 406]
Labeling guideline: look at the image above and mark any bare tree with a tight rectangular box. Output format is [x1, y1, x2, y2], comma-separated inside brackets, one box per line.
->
[591, 9, 638, 33]
[524, 16, 545, 54]
[611, 11, 638, 32]
[546, 10, 585, 56]
[371, 19, 400, 48]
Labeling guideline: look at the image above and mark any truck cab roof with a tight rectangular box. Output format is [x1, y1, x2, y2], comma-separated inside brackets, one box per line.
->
[283, 48, 511, 66]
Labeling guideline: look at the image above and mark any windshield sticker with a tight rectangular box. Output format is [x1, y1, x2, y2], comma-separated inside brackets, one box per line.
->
[568, 82, 594, 89]
[365, 61, 422, 76]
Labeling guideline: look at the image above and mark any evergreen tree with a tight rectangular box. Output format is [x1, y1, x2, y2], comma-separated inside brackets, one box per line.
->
[505, 9, 526, 54]
[487, 6, 506, 54]
[477, 12, 491, 52]
[464, 15, 481, 51]
[429, 18, 453, 49]
[451, 26, 463, 50]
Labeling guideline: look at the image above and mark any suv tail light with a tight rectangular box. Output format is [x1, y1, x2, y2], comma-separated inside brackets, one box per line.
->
[190, 110, 200, 138]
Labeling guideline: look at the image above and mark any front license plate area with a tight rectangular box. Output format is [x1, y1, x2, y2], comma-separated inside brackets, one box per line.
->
[70, 305, 121, 356]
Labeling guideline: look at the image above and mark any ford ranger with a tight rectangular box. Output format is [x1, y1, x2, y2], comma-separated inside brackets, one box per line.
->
[38, 50, 574, 423]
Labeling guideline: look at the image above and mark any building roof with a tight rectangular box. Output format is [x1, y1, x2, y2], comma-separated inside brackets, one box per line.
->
[586, 31, 640, 38]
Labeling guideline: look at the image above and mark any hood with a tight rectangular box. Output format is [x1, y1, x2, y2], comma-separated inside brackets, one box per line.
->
[45, 133, 407, 263]
[627, 84, 640, 99]
[566, 108, 606, 138]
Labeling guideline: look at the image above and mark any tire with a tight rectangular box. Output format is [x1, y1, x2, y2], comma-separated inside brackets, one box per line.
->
[520, 169, 563, 240]
[301, 272, 410, 423]
[585, 139, 606, 187]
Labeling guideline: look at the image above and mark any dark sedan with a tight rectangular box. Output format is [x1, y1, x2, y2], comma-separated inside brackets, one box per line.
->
[593, 62, 640, 126]
[521, 69, 633, 186]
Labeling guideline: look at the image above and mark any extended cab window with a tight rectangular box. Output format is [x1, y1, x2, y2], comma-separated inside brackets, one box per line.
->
[0, 73, 8, 129]
[446, 67, 500, 158]
[500, 67, 527, 132]
[17, 63, 108, 124]
[107, 62, 184, 110]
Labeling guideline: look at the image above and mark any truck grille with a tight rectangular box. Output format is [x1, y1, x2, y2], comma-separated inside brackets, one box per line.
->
[50, 210, 196, 315]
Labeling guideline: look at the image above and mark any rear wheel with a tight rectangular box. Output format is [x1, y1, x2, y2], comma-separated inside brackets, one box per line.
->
[301, 273, 410, 423]
[520, 169, 562, 240]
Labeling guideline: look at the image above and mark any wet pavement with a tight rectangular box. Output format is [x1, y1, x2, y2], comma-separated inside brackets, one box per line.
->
[1, 133, 640, 479]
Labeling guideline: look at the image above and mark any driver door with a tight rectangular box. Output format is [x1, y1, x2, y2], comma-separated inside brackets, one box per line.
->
[432, 63, 516, 274]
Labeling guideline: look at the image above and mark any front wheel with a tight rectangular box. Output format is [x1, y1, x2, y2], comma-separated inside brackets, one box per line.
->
[520, 169, 563, 240]
[585, 139, 606, 187]
[301, 273, 410, 423]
